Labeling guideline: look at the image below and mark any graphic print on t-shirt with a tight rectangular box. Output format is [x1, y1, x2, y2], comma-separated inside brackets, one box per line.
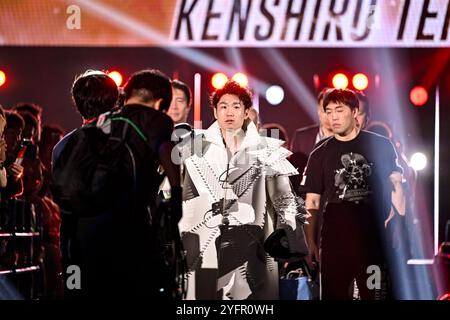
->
[334, 152, 372, 203]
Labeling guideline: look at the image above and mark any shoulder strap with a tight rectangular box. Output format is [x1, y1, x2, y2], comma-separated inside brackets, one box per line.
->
[111, 117, 148, 142]
[96, 111, 148, 143]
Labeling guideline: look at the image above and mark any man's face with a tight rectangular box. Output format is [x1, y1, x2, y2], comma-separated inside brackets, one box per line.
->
[214, 94, 248, 131]
[23, 125, 36, 142]
[318, 99, 332, 131]
[325, 101, 357, 137]
[356, 100, 369, 129]
[4, 126, 22, 156]
[167, 88, 190, 124]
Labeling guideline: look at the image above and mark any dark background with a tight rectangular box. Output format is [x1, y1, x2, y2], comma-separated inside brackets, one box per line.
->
[0, 46, 448, 247]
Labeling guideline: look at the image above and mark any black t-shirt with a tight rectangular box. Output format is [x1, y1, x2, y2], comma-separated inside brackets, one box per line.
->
[300, 130, 402, 227]
[118, 104, 174, 214]
[120, 104, 173, 157]
[53, 104, 173, 220]
[113, 104, 175, 288]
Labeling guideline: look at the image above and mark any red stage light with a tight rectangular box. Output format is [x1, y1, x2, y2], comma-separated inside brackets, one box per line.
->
[438, 293, 450, 300]
[232, 72, 249, 87]
[108, 71, 123, 87]
[352, 73, 369, 91]
[332, 73, 348, 90]
[211, 72, 228, 89]
[0, 70, 6, 87]
[313, 74, 320, 91]
[410, 86, 428, 107]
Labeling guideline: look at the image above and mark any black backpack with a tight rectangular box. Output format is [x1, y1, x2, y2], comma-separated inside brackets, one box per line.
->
[51, 110, 148, 217]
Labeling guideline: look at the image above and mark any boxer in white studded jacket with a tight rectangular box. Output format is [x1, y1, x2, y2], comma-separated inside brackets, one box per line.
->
[178, 119, 309, 300]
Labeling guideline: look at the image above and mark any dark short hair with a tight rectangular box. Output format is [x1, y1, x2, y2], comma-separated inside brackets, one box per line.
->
[5, 111, 25, 131]
[172, 79, 192, 107]
[123, 69, 172, 112]
[72, 70, 119, 120]
[13, 103, 43, 119]
[41, 124, 65, 139]
[356, 91, 370, 116]
[317, 87, 331, 104]
[210, 80, 253, 109]
[323, 89, 359, 112]
[20, 111, 39, 140]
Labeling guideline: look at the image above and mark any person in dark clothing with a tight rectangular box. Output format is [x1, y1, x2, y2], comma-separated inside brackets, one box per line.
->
[0, 106, 7, 188]
[15, 111, 39, 163]
[13, 102, 43, 144]
[17, 111, 38, 143]
[51, 70, 119, 299]
[52, 70, 118, 165]
[20, 157, 63, 299]
[355, 91, 371, 130]
[40, 125, 65, 170]
[53, 69, 181, 299]
[2, 111, 25, 199]
[118, 69, 182, 298]
[300, 89, 406, 300]
[168, 79, 192, 126]
[289, 88, 334, 191]
[38, 125, 64, 198]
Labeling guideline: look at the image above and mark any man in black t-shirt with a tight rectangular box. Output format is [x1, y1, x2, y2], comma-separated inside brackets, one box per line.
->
[300, 89, 405, 300]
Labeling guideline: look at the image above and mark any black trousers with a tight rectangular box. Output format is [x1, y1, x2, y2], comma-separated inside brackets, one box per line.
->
[320, 203, 386, 300]
[62, 211, 171, 299]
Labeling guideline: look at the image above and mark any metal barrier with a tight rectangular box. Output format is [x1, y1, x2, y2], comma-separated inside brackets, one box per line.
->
[0, 198, 42, 299]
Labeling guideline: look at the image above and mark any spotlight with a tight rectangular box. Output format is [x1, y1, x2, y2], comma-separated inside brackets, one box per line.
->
[211, 72, 228, 89]
[332, 73, 348, 90]
[265, 85, 284, 105]
[232, 72, 248, 87]
[410, 152, 427, 171]
[438, 293, 450, 300]
[410, 86, 428, 107]
[352, 73, 369, 91]
[108, 71, 123, 87]
[0, 70, 6, 87]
